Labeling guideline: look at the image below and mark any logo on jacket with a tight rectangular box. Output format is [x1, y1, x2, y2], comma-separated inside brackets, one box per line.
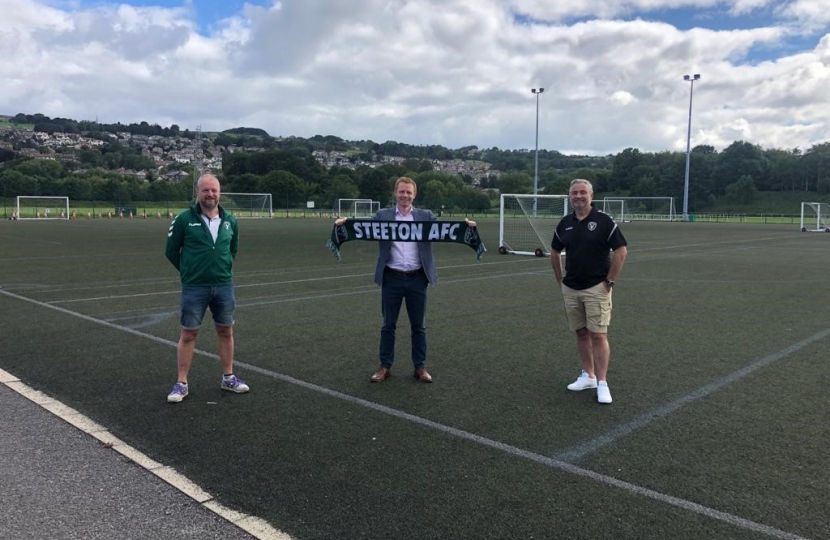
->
[588, 221, 597, 231]
[224, 222, 230, 230]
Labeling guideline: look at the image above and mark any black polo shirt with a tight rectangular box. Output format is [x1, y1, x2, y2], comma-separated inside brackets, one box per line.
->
[551, 207, 627, 290]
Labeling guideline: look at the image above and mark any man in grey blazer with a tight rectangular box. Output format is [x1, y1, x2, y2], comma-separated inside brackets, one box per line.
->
[335, 176, 475, 383]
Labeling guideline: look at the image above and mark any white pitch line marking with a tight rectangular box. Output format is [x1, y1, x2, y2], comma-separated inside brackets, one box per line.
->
[0, 367, 290, 540]
[555, 328, 830, 463]
[0, 288, 814, 540]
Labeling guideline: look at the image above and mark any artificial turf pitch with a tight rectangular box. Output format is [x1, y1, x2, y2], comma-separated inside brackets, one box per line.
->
[0, 217, 827, 540]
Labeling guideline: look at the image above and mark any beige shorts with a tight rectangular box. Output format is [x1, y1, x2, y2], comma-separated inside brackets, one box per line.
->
[561, 283, 612, 333]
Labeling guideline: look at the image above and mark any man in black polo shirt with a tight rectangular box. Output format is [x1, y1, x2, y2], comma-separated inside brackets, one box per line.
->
[550, 179, 628, 404]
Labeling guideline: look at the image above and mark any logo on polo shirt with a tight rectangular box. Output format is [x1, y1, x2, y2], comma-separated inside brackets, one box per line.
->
[588, 222, 597, 231]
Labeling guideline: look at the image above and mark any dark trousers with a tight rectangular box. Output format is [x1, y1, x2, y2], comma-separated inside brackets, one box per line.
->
[379, 267, 428, 369]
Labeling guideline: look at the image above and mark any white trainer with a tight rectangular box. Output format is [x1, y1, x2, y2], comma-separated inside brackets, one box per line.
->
[220, 374, 250, 394]
[567, 370, 597, 391]
[597, 381, 612, 404]
[167, 382, 189, 403]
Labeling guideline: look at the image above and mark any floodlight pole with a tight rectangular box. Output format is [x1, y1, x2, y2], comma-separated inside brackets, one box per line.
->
[682, 74, 700, 222]
[532, 87, 544, 216]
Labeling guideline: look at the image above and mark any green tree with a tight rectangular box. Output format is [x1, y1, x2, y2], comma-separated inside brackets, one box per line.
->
[609, 148, 643, 191]
[725, 175, 757, 204]
[324, 175, 360, 207]
[419, 179, 446, 210]
[456, 185, 491, 212]
[540, 169, 567, 194]
[260, 170, 305, 209]
[15, 159, 64, 180]
[103, 151, 123, 169]
[149, 179, 175, 202]
[764, 148, 800, 192]
[79, 148, 104, 167]
[633, 175, 657, 197]
[497, 172, 533, 194]
[713, 142, 768, 196]
[801, 143, 830, 192]
[227, 173, 261, 193]
[356, 167, 395, 204]
[63, 178, 93, 200]
[0, 169, 27, 197]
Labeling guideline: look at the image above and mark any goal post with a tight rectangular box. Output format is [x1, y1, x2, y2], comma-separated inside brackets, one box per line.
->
[800, 202, 830, 232]
[220, 193, 273, 218]
[601, 197, 676, 221]
[600, 199, 625, 221]
[15, 196, 70, 220]
[336, 198, 380, 218]
[499, 194, 569, 256]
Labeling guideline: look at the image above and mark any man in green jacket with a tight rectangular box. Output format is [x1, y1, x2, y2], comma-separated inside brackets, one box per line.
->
[164, 173, 249, 403]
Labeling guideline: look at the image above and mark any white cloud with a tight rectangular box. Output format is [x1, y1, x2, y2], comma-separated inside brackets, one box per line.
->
[509, 0, 725, 21]
[0, 0, 828, 154]
[777, 0, 830, 31]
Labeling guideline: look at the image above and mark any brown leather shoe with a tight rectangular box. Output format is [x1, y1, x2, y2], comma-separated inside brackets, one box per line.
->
[370, 367, 391, 382]
[413, 368, 433, 383]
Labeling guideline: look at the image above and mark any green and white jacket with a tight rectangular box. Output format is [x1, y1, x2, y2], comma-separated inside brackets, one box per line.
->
[165, 203, 239, 286]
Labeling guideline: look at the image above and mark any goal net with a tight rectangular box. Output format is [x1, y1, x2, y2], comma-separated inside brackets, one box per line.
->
[15, 196, 70, 220]
[499, 194, 569, 256]
[800, 202, 830, 232]
[221, 193, 273, 218]
[601, 197, 676, 222]
[336, 198, 380, 218]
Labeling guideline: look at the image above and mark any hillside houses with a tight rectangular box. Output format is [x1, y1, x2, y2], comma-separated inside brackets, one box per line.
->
[0, 128, 223, 178]
[310, 150, 501, 184]
[2, 127, 502, 185]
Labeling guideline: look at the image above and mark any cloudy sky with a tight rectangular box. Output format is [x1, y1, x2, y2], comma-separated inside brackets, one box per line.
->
[2, 0, 829, 155]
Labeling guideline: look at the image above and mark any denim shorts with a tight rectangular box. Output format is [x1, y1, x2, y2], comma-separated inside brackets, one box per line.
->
[180, 284, 235, 329]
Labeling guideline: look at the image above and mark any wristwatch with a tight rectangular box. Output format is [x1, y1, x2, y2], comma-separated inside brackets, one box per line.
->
[605, 279, 615, 288]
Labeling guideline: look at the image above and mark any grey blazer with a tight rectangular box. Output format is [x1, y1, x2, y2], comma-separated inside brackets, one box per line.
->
[373, 207, 439, 286]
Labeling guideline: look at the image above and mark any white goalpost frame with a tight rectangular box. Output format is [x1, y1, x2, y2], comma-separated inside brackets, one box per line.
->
[336, 198, 380, 218]
[220, 192, 273, 218]
[601, 197, 676, 222]
[800, 202, 830, 232]
[600, 199, 625, 221]
[15, 196, 70, 220]
[499, 193, 570, 256]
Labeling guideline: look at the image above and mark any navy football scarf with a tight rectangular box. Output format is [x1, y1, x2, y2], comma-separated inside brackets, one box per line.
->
[327, 219, 486, 260]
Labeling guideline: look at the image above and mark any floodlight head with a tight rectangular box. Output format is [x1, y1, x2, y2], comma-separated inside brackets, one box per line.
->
[683, 75, 690, 81]
[693, 74, 701, 80]
[532, 88, 544, 94]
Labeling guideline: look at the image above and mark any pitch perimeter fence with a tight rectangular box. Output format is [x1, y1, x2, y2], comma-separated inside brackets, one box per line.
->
[0, 198, 808, 224]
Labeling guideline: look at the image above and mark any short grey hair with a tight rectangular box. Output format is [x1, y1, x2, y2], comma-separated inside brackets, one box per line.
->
[570, 178, 593, 193]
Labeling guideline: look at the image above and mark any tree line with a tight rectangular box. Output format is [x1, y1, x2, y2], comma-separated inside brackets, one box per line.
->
[3, 112, 830, 212]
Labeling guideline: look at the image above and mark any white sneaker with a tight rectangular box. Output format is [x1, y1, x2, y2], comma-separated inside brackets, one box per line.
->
[597, 381, 612, 404]
[167, 382, 189, 403]
[220, 374, 250, 394]
[567, 370, 597, 391]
